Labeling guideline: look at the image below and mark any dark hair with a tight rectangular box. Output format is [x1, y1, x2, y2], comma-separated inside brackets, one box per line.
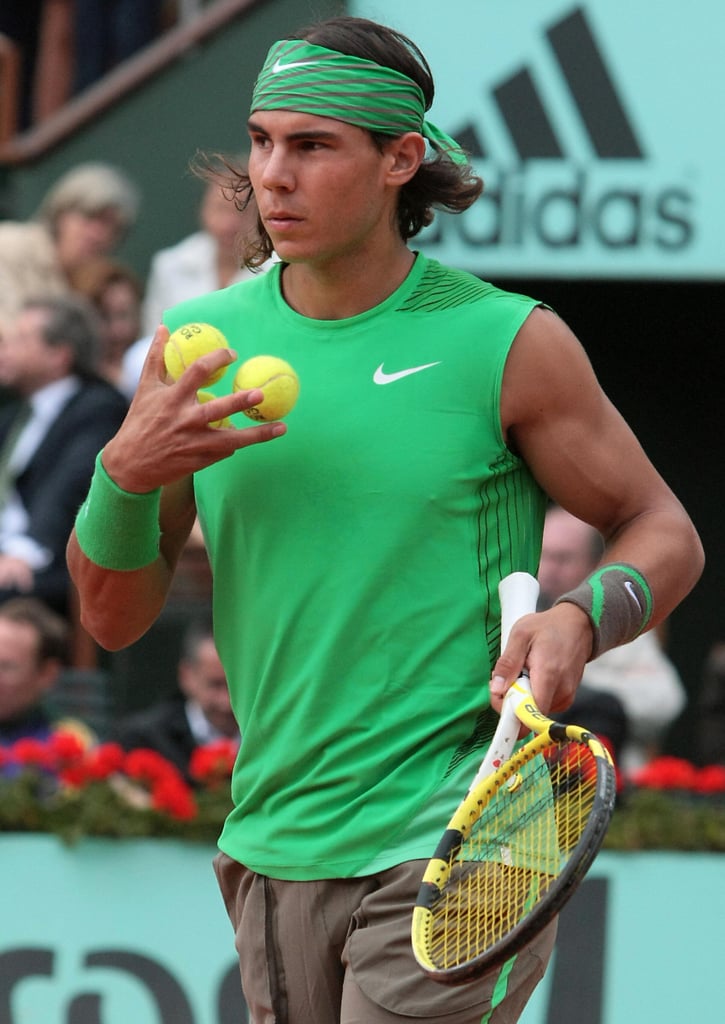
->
[23, 294, 102, 378]
[195, 15, 482, 266]
[0, 597, 69, 663]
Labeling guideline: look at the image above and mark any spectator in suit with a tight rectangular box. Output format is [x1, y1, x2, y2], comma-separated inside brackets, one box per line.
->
[0, 161, 140, 329]
[0, 294, 128, 615]
[113, 616, 239, 784]
[0, 596, 69, 752]
[538, 504, 688, 770]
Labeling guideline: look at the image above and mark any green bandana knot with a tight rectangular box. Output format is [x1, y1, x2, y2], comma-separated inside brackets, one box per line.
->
[250, 39, 469, 166]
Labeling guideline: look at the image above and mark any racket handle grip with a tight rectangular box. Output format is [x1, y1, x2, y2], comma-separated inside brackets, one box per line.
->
[472, 676, 532, 787]
[499, 572, 540, 648]
[469, 573, 540, 790]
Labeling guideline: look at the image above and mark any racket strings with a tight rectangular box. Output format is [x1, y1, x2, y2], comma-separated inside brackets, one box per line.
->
[426, 739, 599, 970]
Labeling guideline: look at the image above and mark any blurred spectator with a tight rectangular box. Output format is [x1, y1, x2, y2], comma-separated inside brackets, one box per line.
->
[121, 175, 274, 395]
[73, 0, 164, 95]
[72, 257, 143, 389]
[141, 178, 262, 334]
[0, 294, 128, 615]
[0, 596, 69, 751]
[0, 161, 140, 329]
[113, 615, 239, 784]
[695, 642, 725, 765]
[538, 504, 688, 771]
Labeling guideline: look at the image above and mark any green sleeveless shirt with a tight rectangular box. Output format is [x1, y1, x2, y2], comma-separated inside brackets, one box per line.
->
[164, 253, 546, 879]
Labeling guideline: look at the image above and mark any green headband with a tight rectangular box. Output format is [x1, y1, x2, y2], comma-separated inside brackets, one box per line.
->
[250, 39, 469, 166]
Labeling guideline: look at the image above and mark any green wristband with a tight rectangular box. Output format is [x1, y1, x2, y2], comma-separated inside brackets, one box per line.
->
[555, 562, 653, 659]
[75, 452, 161, 570]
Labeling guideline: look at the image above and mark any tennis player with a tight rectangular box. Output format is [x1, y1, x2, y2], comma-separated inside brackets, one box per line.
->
[68, 15, 704, 1023]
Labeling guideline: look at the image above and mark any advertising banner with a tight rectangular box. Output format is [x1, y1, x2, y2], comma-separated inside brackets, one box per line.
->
[353, 1, 722, 279]
[2, 837, 724, 1023]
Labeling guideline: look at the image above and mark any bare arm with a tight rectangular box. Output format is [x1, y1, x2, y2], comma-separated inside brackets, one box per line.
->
[491, 307, 704, 713]
[67, 326, 286, 650]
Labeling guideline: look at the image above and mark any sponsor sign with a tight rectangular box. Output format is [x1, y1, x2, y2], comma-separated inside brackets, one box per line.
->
[1, 838, 723, 1023]
[352, 1, 722, 278]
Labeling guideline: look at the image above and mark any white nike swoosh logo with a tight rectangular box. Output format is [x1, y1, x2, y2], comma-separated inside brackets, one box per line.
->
[373, 361, 441, 385]
[624, 580, 642, 610]
[272, 58, 322, 73]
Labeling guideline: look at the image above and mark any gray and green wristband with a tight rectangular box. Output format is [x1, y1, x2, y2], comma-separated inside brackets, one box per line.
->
[555, 562, 653, 659]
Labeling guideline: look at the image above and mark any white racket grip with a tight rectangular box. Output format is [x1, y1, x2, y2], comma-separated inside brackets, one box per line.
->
[469, 573, 540, 790]
[498, 572, 540, 648]
[469, 685, 526, 789]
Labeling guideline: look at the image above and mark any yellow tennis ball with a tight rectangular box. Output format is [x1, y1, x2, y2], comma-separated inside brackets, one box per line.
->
[164, 322, 231, 386]
[197, 390, 233, 429]
[233, 355, 300, 421]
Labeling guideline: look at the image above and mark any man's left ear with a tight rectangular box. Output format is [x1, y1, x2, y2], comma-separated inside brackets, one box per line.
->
[385, 132, 427, 185]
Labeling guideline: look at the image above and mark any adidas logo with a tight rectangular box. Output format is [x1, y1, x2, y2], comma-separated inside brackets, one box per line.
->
[457, 7, 643, 162]
[422, 5, 695, 260]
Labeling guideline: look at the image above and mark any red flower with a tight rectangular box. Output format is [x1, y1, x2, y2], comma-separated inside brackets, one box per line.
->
[121, 747, 197, 819]
[48, 730, 87, 765]
[58, 762, 92, 788]
[630, 756, 700, 790]
[189, 739, 238, 788]
[10, 737, 53, 770]
[692, 764, 725, 795]
[86, 743, 127, 781]
[1, 733, 207, 824]
[124, 748, 181, 786]
[151, 776, 197, 820]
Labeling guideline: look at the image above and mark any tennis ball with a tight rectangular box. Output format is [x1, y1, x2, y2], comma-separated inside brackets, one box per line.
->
[233, 355, 300, 421]
[164, 322, 231, 386]
[197, 390, 233, 429]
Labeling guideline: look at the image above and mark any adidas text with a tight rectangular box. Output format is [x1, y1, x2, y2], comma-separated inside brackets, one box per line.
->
[425, 168, 694, 252]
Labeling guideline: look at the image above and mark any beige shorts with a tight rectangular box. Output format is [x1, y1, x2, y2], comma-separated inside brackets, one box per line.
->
[213, 853, 556, 1024]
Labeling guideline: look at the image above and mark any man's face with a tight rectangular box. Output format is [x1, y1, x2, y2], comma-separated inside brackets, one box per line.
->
[537, 509, 599, 608]
[247, 110, 395, 268]
[0, 618, 58, 722]
[0, 307, 68, 394]
[99, 279, 141, 353]
[54, 207, 125, 273]
[179, 637, 237, 737]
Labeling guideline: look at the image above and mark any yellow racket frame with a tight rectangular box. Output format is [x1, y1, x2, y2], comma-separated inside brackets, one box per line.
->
[411, 692, 615, 983]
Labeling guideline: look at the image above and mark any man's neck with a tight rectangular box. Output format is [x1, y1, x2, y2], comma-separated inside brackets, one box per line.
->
[280, 244, 416, 321]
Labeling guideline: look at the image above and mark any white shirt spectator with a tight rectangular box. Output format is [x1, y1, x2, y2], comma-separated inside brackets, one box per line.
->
[142, 230, 259, 336]
[582, 629, 687, 772]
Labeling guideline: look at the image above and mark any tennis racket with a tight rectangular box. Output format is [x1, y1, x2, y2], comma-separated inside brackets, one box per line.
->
[411, 571, 616, 984]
